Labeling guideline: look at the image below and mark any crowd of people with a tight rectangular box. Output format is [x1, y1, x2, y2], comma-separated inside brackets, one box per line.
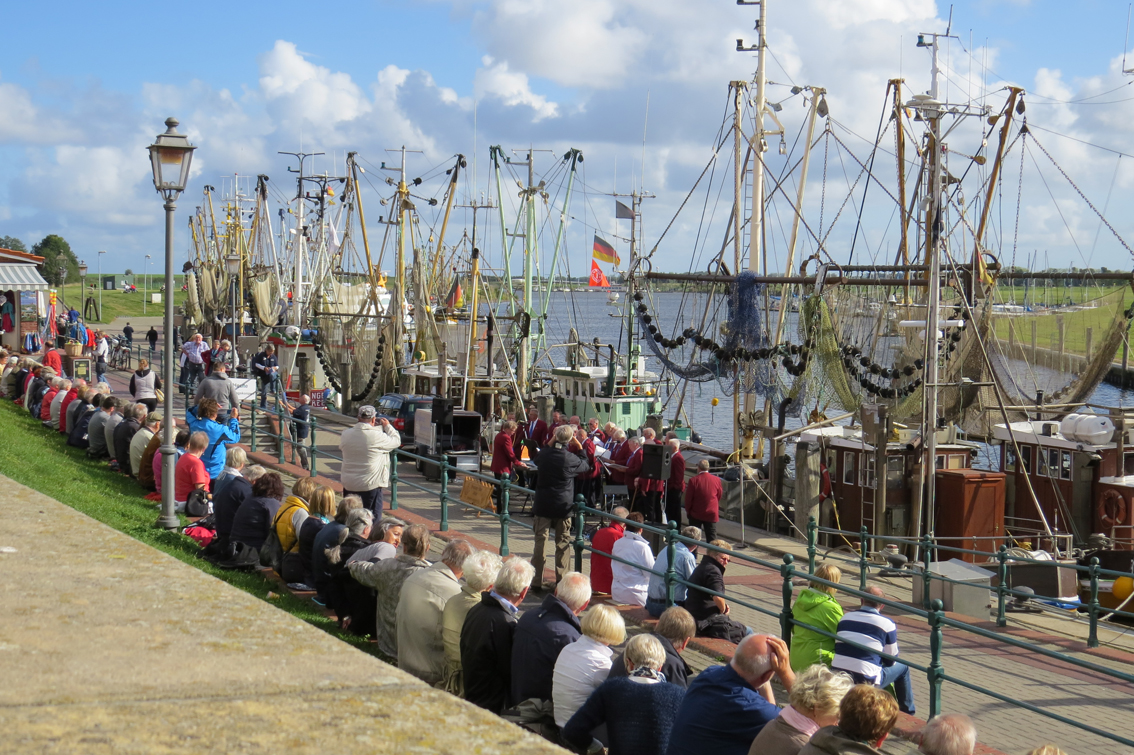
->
[0, 351, 1075, 755]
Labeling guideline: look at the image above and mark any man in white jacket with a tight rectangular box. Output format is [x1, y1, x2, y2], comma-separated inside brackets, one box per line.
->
[611, 511, 656, 606]
[339, 404, 401, 520]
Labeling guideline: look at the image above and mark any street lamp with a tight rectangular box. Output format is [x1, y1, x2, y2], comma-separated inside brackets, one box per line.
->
[144, 254, 151, 314]
[78, 261, 88, 321]
[97, 250, 106, 322]
[148, 117, 196, 531]
[224, 253, 241, 339]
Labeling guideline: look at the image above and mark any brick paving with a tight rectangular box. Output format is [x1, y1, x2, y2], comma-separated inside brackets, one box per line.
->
[95, 356, 1134, 755]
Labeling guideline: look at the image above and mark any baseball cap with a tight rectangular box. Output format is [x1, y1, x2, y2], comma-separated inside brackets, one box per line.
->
[358, 405, 377, 421]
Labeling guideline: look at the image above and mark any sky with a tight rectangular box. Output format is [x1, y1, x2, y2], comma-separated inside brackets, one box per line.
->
[3, 0, 1134, 277]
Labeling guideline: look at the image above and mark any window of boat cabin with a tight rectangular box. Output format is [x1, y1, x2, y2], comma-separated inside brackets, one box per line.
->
[861, 455, 876, 489]
[1038, 448, 1059, 477]
[947, 454, 966, 470]
[935, 454, 946, 469]
[1018, 444, 1033, 473]
[1004, 446, 1017, 471]
[1124, 452, 1134, 477]
[886, 456, 904, 487]
[1060, 451, 1072, 481]
[843, 451, 857, 485]
[826, 448, 837, 474]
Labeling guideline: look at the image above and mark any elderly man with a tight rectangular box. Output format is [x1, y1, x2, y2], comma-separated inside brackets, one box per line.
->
[665, 438, 686, 526]
[349, 523, 431, 659]
[193, 360, 241, 414]
[590, 506, 628, 594]
[180, 333, 209, 395]
[58, 378, 85, 435]
[607, 431, 634, 485]
[40, 377, 62, 428]
[339, 404, 401, 519]
[667, 633, 796, 755]
[586, 417, 606, 445]
[833, 586, 915, 714]
[396, 539, 475, 685]
[250, 342, 279, 408]
[84, 392, 114, 454]
[441, 550, 503, 695]
[114, 404, 147, 477]
[919, 714, 977, 755]
[461, 558, 536, 713]
[685, 459, 722, 543]
[490, 420, 527, 507]
[49, 379, 71, 431]
[103, 397, 125, 465]
[686, 540, 753, 641]
[511, 571, 592, 705]
[645, 525, 702, 617]
[530, 424, 592, 591]
[518, 405, 549, 459]
[609, 605, 696, 687]
[611, 512, 655, 606]
[129, 412, 161, 478]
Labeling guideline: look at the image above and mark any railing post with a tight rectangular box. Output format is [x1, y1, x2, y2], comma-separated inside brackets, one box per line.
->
[665, 521, 678, 608]
[996, 545, 1008, 628]
[573, 493, 586, 573]
[1088, 556, 1101, 649]
[807, 516, 818, 575]
[249, 401, 257, 453]
[780, 553, 796, 644]
[308, 415, 318, 477]
[927, 598, 945, 719]
[389, 448, 399, 509]
[859, 525, 870, 592]
[439, 456, 449, 532]
[275, 395, 285, 465]
[500, 476, 511, 557]
[921, 533, 935, 610]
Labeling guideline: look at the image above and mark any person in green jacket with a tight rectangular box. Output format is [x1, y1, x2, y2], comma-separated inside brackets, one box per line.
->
[790, 563, 844, 671]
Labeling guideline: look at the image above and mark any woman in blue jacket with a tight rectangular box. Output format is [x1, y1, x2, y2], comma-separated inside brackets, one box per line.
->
[186, 397, 241, 479]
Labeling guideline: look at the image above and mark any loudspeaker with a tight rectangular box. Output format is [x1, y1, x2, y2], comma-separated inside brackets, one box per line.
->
[432, 397, 455, 426]
[639, 442, 672, 481]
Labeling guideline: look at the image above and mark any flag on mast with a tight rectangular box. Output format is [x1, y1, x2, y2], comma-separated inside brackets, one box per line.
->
[592, 234, 620, 264]
[589, 260, 611, 288]
[615, 200, 634, 219]
[444, 274, 464, 308]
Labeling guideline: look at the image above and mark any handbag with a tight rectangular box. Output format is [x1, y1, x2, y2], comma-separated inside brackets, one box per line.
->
[259, 505, 290, 571]
[155, 388, 165, 403]
[185, 488, 211, 518]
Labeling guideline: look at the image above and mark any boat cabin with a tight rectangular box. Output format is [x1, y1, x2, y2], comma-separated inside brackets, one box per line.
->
[546, 363, 661, 430]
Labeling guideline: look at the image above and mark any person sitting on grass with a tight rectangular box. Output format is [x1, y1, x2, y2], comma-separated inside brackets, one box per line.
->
[67, 388, 101, 449]
[154, 430, 191, 500]
[212, 445, 246, 499]
[65, 383, 92, 437]
[174, 431, 211, 513]
[102, 397, 124, 465]
[273, 476, 321, 579]
[129, 412, 161, 479]
[323, 508, 376, 625]
[219, 471, 285, 569]
[348, 523, 432, 653]
[289, 485, 339, 590]
[113, 404, 147, 477]
[40, 377, 62, 428]
[441, 550, 504, 696]
[200, 463, 264, 562]
[186, 397, 241, 480]
[561, 633, 687, 755]
[50, 378, 72, 431]
[347, 517, 405, 564]
[797, 684, 898, 755]
[310, 495, 364, 606]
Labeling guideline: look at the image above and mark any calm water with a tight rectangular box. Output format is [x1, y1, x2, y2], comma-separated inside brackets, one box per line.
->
[538, 291, 1134, 454]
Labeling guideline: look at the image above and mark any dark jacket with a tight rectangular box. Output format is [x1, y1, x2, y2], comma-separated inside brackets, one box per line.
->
[685, 554, 727, 623]
[297, 516, 327, 584]
[213, 476, 252, 543]
[511, 593, 582, 703]
[67, 406, 96, 448]
[563, 676, 686, 755]
[325, 532, 372, 623]
[798, 726, 885, 755]
[228, 495, 281, 551]
[251, 350, 278, 378]
[532, 443, 590, 519]
[311, 522, 346, 600]
[113, 417, 142, 475]
[609, 632, 692, 688]
[193, 371, 240, 413]
[460, 592, 520, 714]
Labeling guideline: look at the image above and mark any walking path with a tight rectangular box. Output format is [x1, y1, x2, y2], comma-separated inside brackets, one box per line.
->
[93, 355, 1134, 755]
[0, 474, 560, 755]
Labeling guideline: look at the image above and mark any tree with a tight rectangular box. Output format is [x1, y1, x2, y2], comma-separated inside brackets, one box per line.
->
[124, 268, 134, 275]
[0, 235, 26, 252]
[32, 235, 80, 286]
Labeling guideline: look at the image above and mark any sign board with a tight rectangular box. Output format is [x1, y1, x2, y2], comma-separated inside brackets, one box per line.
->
[19, 291, 37, 323]
[230, 377, 258, 404]
[69, 357, 92, 382]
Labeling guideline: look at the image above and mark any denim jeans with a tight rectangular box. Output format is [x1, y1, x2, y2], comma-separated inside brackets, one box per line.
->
[878, 663, 916, 714]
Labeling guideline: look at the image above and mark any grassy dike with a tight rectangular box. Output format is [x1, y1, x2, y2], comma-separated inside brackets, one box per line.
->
[0, 399, 384, 659]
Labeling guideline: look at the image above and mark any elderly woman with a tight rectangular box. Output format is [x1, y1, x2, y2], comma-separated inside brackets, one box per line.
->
[348, 517, 405, 564]
[748, 664, 853, 755]
[440, 550, 503, 695]
[552, 604, 627, 727]
[797, 684, 898, 755]
[790, 563, 844, 671]
[562, 633, 687, 755]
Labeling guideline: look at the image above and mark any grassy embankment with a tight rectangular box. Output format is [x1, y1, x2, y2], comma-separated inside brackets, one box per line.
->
[54, 277, 188, 325]
[0, 400, 385, 659]
[991, 285, 1133, 358]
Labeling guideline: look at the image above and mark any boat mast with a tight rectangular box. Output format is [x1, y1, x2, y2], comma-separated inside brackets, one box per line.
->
[745, 0, 769, 459]
[627, 192, 640, 386]
[279, 150, 324, 327]
[731, 80, 746, 454]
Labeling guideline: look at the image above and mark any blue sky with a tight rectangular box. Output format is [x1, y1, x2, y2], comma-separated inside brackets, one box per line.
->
[3, 0, 1134, 276]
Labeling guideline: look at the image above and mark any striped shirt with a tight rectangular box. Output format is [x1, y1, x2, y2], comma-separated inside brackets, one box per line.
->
[831, 607, 899, 685]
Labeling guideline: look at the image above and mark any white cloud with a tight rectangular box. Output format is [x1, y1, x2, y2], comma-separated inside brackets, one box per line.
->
[474, 56, 559, 121]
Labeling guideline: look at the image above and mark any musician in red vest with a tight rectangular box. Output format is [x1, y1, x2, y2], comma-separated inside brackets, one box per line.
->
[606, 429, 632, 484]
[684, 459, 722, 543]
[626, 431, 663, 522]
[491, 420, 528, 507]
[665, 438, 686, 526]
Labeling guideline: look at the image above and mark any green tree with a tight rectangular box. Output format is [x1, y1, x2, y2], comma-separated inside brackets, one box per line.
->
[32, 235, 80, 285]
[0, 235, 26, 252]
[124, 268, 134, 275]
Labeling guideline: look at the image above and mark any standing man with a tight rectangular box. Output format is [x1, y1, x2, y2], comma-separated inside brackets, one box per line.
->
[250, 343, 280, 408]
[193, 360, 241, 414]
[122, 322, 134, 347]
[684, 459, 722, 543]
[832, 586, 916, 714]
[339, 404, 401, 520]
[146, 325, 159, 353]
[490, 420, 527, 507]
[530, 424, 591, 592]
[665, 438, 686, 526]
[586, 417, 606, 445]
[288, 394, 312, 471]
[180, 333, 209, 396]
[519, 405, 548, 459]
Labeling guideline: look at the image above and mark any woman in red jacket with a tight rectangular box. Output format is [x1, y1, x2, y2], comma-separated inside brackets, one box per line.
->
[490, 421, 528, 506]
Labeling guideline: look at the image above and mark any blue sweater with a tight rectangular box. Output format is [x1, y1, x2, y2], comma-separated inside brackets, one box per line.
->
[186, 406, 241, 479]
[562, 677, 686, 755]
[665, 664, 779, 755]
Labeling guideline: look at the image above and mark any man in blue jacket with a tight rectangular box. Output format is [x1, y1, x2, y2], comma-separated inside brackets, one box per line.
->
[510, 571, 591, 705]
[530, 425, 591, 591]
[187, 397, 241, 479]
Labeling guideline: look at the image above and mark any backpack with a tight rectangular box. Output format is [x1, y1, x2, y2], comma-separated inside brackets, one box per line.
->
[259, 505, 291, 572]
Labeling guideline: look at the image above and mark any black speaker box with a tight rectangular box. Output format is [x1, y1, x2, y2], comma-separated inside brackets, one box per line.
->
[432, 397, 455, 426]
[639, 442, 672, 481]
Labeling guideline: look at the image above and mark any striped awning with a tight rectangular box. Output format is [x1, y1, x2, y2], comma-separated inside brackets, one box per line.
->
[0, 263, 50, 291]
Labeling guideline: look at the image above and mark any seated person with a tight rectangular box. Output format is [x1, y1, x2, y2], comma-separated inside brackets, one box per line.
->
[748, 664, 853, 755]
[832, 586, 915, 715]
[323, 508, 375, 624]
[174, 431, 211, 511]
[226, 472, 285, 555]
[789, 563, 844, 671]
[460, 558, 536, 713]
[684, 540, 752, 642]
[610, 512, 655, 606]
[797, 684, 898, 755]
[285, 485, 337, 588]
[347, 517, 405, 565]
[200, 463, 264, 562]
[608, 605, 696, 688]
[645, 526, 701, 618]
[552, 604, 626, 727]
[562, 634, 687, 755]
[155, 430, 190, 499]
[512, 572, 592, 705]
[310, 496, 364, 605]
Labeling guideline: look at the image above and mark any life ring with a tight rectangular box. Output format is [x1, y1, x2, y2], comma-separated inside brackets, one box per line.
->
[819, 462, 833, 503]
[1098, 489, 1127, 528]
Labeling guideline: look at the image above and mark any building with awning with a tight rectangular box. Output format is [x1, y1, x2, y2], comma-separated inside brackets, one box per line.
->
[0, 247, 50, 353]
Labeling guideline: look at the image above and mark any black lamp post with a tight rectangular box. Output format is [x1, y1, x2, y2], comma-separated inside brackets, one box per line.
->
[147, 117, 196, 530]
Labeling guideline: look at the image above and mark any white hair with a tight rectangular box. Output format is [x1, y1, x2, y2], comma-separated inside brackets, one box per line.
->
[624, 634, 667, 672]
[789, 665, 854, 719]
[555, 571, 593, 612]
[441, 539, 475, 572]
[463, 551, 503, 592]
[494, 558, 536, 599]
[553, 424, 574, 444]
[919, 714, 977, 755]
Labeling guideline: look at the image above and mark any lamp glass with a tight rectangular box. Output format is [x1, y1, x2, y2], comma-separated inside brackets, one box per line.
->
[147, 118, 196, 196]
[225, 254, 241, 275]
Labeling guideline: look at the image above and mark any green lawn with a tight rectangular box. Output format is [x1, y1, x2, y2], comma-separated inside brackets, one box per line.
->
[991, 285, 1131, 358]
[55, 277, 188, 324]
[0, 400, 386, 660]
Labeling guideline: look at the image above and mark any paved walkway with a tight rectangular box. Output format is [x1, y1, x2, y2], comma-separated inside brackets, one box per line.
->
[0, 473, 561, 754]
[92, 355, 1134, 755]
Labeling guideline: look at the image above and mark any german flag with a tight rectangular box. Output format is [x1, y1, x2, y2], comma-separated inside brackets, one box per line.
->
[593, 235, 620, 265]
[444, 275, 463, 309]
